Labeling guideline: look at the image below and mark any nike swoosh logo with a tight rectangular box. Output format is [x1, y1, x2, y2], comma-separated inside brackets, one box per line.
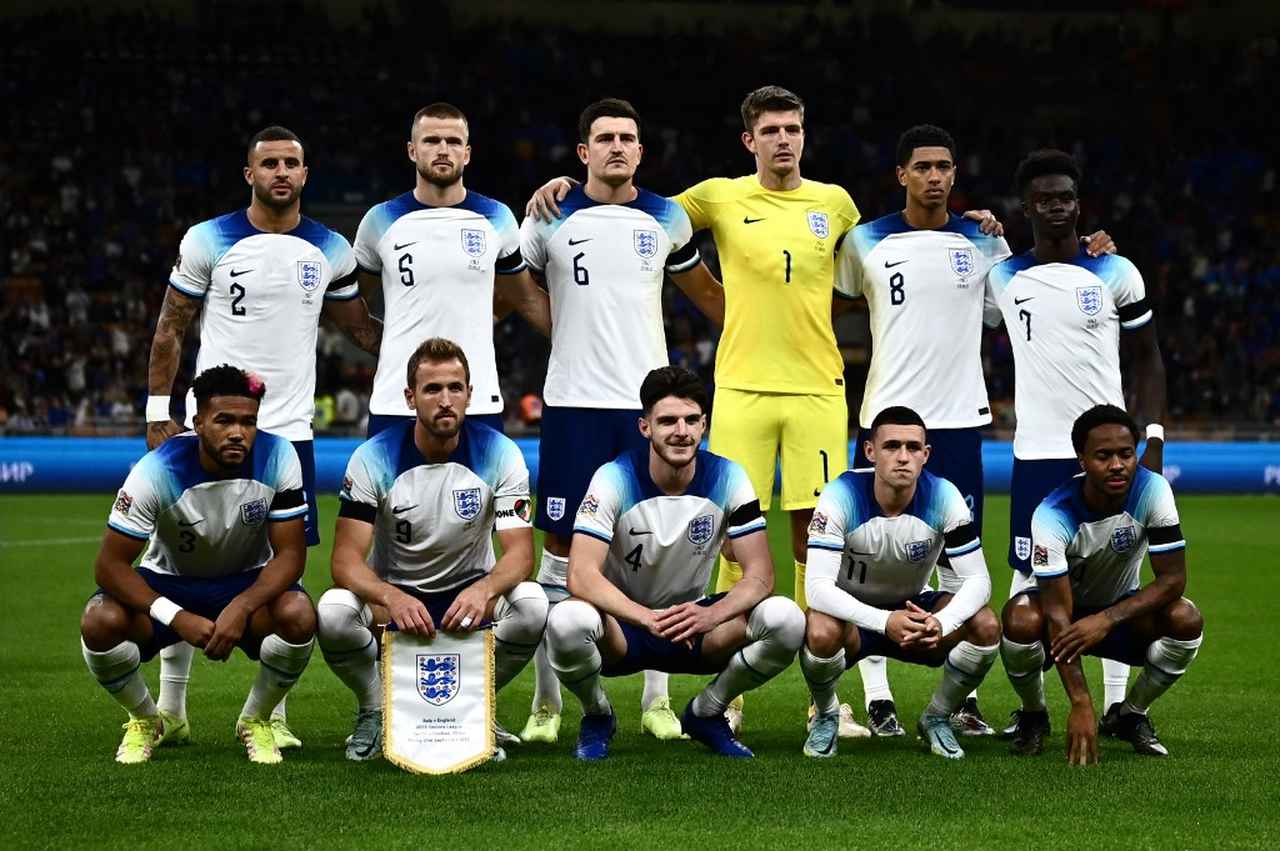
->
[392, 504, 418, 515]
[743, 216, 765, 224]
[1014, 296, 1034, 305]
[393, 242, 416, 251]
[567, 238, 592, 246]
[629, 529, 652, 536]
[883, 260, 909, 268]
[229, 269, 253, 277]
[177, 519, 204, 527]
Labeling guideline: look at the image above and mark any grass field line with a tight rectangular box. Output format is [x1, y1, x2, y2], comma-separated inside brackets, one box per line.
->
[0, 535, 102, 548]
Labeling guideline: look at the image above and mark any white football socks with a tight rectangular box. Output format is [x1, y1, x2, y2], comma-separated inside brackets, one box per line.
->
[157, 641, 194, 718]
[83, 639, 158, 719]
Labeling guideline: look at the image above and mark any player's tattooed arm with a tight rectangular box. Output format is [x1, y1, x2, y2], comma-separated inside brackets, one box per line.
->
[1084, 548, 1187, 643]
[495, 269, 552, 337]
[670, 262, 725, 327]
[332, 516, 435, 637]
[1125, 321, 1168, 472]
[94, 529, 215, 648]
[1039, 574, 1099, 765]
[323, 296, 383, 356]
[146, 287, 202, 448]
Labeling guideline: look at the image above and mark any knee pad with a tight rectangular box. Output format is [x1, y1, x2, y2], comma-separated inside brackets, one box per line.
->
[316, 588, 372, 652]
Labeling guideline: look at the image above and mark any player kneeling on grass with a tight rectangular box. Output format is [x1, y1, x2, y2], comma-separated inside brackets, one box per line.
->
[80, 365, 315, 765]
[545, 366, 804, 760]
[800, 406, 999, 760]
[1000, 405, 1202, 763]
[318, 338, 547, 761]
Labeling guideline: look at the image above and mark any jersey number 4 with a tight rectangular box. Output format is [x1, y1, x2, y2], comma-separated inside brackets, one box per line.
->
[624, 544, 643, 572]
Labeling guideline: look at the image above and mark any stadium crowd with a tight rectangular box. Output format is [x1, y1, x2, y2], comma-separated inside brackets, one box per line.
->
[2, 4, 1277, 434]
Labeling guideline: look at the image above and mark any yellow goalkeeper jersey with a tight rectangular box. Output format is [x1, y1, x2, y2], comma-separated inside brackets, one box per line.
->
[674, 176, 860, 396]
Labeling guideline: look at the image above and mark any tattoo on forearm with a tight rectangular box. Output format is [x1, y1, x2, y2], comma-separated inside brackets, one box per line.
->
[148, 290, 200, 393]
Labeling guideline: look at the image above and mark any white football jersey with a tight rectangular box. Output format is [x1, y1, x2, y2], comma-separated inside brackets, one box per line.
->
[354, 190, 525, 417]
[107, 432, 306, 578]
[807, 469, 980, 606]
[1031, 467, 1184, 607]
[987, 250, 1153, 459]
[338, 419, 531, 593]
[571, 448, 765, 609]
[170, 211, 358, 440]
[520, 186, 700, 409]
[835, 212, 1011, 429]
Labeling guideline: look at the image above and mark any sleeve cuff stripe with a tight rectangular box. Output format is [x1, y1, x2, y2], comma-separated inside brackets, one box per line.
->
[167, 280, 205, 299]
[945, 539, 982, 557]
[324, 288, 361, 301]
[572, 527, 612, 544]
[1148, 541, 1186, 553]
[269, 507, 308, 520]
[808, 541, 845, 552]
[833, 288, 858, 301]
[727, 523, 766, 539]
[666, 256, 701, 273]
[1121, 311, 1153, 330]
[1034, 568, 1068, 578]
[107, 521, 150, 540]
[498, 261, 528, 275]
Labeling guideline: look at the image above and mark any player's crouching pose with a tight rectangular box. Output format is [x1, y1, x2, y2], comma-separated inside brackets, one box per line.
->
[1001, 405, 1202, 763]
[800, 407, 1000, 760]
[80, 366, 315, 765]
[317, 338, 547, 761]
[545, 367, 804, 760]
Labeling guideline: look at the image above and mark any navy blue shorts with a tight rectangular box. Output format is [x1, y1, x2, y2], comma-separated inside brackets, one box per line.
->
[367, 413, 504, 439]
[1008, 457, 1080, 574]
[536, 406, 646, 537]
[844, 590, 952, 668]
[603, 593, 727, 677]
[292, 439, 320, 547]
[94, 567, 308, 661]
[855, 427, 983, 537]
[389, 575, 489, 629]
[1006, 588, 1151, 668]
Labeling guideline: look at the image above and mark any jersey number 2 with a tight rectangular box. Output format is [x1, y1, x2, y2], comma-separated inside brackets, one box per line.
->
[230, 282, 246, 316]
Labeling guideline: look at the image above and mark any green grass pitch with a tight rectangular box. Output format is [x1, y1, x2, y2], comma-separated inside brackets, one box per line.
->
[1, 493, 1275, 850]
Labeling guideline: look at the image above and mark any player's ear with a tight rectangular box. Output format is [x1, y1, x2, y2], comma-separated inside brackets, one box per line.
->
[576, 142, 589, 166]
[637, 416, 651, 439]
[406, 139, 418, 163]
[403, 386, 415, 410]
[243, 165, 253, 186]
[921, 444, 931, 465]
[740, 131, 755, 155]
[896, 165, 908, 188]
[462, 144, 471, 167]
[863, 439, 875, 464]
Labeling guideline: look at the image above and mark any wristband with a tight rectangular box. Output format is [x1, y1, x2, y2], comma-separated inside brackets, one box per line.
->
[1145, 423, 1165, 442]
[149, 597, 183, 626]
[146, 396, 172, 423]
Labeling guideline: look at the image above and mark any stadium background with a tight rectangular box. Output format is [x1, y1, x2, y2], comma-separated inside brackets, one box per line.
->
[1, 2, 1277, 849]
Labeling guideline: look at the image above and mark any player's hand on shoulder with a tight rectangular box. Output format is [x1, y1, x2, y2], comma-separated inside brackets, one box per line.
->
[385, 586, 435, 638]
[441, 583, 490, 633]
[962, 209, 1004, 237]
[654, 601, 716, 645]
[1081, 230, 1116, 257]
[1066, 703, 1100, 766]
[146, 419, 183, 450]
[172, 611, 215, 649]
[205, 599, 252, 660]
[526, 176, 576, 223]
[1051, 612, 1112, 664]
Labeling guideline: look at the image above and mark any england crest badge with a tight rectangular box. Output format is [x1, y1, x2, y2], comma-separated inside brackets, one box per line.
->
[546, 497, 565, 522]
[461, 228, 486, 258]
[1076, 285, 1103, 316]
[907, 540, 931, 562]
[296, 260, 322, 292]
[452, 487, 482, 521]
[687, 514, 715, 545]
[633, 229, 658, 259]
[1111, 525, 1137, 554]
[416, 654, 460, 706]
[240, 497, 268, 526]
[1014, 536, 1032, 562]
[948, 247, 976, 281]
[807, 211, 830, 239]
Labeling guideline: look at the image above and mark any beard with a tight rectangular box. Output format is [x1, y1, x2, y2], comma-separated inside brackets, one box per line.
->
[252, 181, 300, 210]
[653, 440, 696, 469]
[421, 411, 463, 440]
[418, 160, 463, 188]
